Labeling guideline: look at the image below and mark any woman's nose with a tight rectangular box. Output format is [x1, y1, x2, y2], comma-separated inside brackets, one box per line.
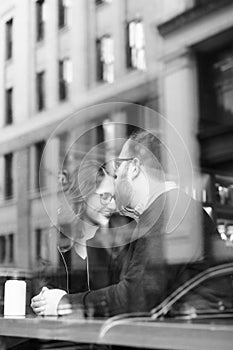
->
[108, 197, 116, 211]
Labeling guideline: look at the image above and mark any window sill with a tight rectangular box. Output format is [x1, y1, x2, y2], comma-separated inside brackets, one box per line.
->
[58, 25, 70, 35]
[29, 187, 52, 200]
[96, 0, 112, 8]
[0, 198, 17, 208]
[2, 123, 14, 128]
[5, 58, 13, 67]
[36, 108, 46, 114]
[36, 39, 45, 48]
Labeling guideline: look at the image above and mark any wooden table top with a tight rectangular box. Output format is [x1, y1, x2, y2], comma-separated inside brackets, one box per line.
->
[0, 315, 233, 350]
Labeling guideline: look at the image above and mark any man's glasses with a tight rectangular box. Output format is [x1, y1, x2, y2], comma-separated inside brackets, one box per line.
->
[94, 192, 115, 205]
[112, 158, 134, 171]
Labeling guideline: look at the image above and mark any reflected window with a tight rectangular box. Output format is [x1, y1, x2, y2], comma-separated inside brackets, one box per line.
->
[59, 58, 72, 101]
[5, 88, 13, 125]
[36, 228, 41, 260]
[96, 0, 112, 5]
[127, 19, 146, 71]
[0, 234, 14, 264]
[59, 132, 69, 170]
[36, 0, 46, 42]
[58, 0, 71, 28]
[8, 233, 14, 263]
[198, 46, 233, 131]
[35, 228, 49, 261]
[36, 71, 45, 111]
[6, 18, 13, 60]
[4, 153, 13, 200]
[0, 236, 6, 264]
[96, 35, 114, 83]
[213, 48, 233, 117]
[35, 141, 45, 190]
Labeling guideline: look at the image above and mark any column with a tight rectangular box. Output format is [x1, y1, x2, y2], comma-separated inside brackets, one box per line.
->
[162, 48, 203, 263]
[16, 148, 31, 269]
[163, 48, 200, 186]
[44, 137, 60, 266]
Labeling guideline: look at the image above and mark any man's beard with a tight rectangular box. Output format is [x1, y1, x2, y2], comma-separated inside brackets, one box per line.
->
[115, 170, 133, 211]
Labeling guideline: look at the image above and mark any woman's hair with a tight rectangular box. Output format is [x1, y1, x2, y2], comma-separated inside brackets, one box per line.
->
[61, 161, 107, 219]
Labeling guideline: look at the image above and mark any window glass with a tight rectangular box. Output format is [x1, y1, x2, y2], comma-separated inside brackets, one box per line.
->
[59, 58, 72, 101]
[127, 20, 146, 71]
[0, 236, 6, 263]
[6, 18, 13, 60]
[8, 233, 14, 263]
[58, 0, 71, 28]
[35, 141, 45, 190]
[4, 153, 13, 200]
[36, 71, 45, 111]
[96, 35, 114, 83]
[36, 0, 45, 41]
[5, 88, 13, 125]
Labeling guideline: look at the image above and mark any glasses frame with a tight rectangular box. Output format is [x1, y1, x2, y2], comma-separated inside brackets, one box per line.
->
[94, 192, 115, 205]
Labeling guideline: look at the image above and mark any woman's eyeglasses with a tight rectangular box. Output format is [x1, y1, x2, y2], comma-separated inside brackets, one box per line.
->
[95, 192, 115, 205]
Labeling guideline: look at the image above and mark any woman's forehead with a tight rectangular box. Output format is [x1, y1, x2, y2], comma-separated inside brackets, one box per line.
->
[97, 175, 115, 192]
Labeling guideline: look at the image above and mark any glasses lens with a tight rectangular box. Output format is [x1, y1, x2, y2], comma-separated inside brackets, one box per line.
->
[100, 192, 112, 205]
[113, 159, 123, 171]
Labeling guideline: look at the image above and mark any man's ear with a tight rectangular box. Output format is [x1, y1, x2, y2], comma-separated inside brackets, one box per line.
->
[131, 158, 140, 180]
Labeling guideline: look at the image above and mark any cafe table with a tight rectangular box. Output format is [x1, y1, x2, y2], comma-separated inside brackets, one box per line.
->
[0, 315, 233, 350]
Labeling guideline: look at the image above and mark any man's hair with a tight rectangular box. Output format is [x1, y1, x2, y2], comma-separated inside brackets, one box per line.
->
[127, 130, 163, 171]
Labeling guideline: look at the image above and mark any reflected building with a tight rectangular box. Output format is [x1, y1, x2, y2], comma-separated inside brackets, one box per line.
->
[158, 0, 233, 258]
[0, 0, 232, 276]
[0, 0, 160, 271]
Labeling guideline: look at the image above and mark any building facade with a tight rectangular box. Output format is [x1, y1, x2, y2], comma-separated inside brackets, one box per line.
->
[158, 0, 233, 258]
[0, 0, 161, 271]
[0, 0, 232, 274]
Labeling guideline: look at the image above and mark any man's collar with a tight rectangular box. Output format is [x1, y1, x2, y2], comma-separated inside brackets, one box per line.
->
[145, 181, 177, 212]
[118, 182, 177, 221]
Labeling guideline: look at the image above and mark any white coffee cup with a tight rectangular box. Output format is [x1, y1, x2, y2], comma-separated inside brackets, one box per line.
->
[4, 279, 26, 318]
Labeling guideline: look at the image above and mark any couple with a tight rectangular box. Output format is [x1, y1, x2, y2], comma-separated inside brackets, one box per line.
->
[31, 130, 217, 317]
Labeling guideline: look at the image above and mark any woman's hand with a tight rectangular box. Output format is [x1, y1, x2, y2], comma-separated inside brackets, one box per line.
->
[30, 287, 48, 316]
[31, 287, 67, 316]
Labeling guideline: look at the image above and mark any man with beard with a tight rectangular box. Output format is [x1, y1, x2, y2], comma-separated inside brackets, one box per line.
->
[55, 130, 219, 317]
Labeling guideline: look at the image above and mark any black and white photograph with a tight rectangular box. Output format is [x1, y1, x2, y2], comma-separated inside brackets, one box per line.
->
[0, 1, 233, 349]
